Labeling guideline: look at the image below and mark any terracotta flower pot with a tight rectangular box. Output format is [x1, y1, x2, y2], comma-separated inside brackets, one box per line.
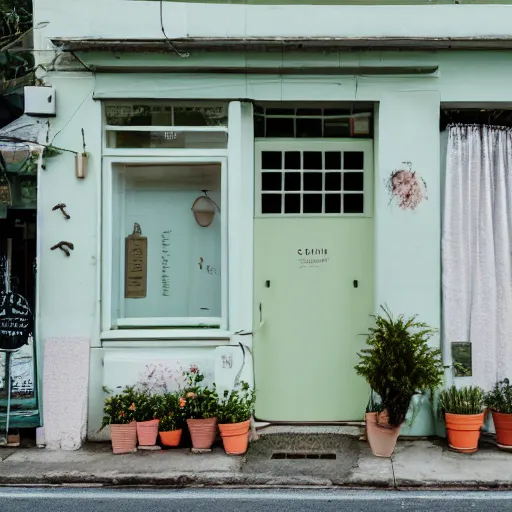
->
[492, 411, 512, 450]
[137, 419, 159, 446]
[187, 417, 218, 449]
[110, 421, 137, 454]
[219, 420, 251, 455]
[365, 412, 401, 458]
[160, 429, 183, 447]
[445, 412, 484, 453]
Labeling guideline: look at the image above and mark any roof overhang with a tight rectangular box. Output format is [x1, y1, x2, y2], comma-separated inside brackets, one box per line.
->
[51, 36, 512, 52]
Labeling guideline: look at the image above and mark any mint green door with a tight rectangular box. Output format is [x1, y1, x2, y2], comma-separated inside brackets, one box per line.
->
[253, 141, 374, 422]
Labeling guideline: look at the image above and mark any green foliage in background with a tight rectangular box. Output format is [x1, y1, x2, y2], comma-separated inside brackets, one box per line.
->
[485, 379, 512, 414]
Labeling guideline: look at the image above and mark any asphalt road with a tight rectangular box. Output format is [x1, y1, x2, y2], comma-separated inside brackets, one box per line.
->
[1, 488, 512, 512]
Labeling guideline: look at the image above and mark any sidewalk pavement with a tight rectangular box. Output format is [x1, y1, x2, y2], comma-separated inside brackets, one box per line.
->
[0, 436, 510, 489]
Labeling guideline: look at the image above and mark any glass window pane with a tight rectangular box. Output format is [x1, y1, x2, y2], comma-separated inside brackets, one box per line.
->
[266, 118, 294, 137]
[325, 194, 342, 214]
[284, 194, 301, 214]
[303, 194, 322, 214]
[303, 172, 322, 191]
[343, 194, 364, 214]
[106, 130, 227, 149]
[262, 151, 282, 170]
[303, 152, 322, 170]
[296, 118, 322, 138]
[262, 194, 282, 214]
[262, 172, 282, 191]
[325, 172, 342, 191]
[112, 163, 222, 320]
[105, 102, 228, 127]
[284, 151, 301, 170]
[343, 172, 364, 192]
[284, 172, 301, 191]
[343, 151, 364, 170]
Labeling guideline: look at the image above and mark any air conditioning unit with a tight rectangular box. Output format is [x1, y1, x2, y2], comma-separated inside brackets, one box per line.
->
[24, 86, 56, 116]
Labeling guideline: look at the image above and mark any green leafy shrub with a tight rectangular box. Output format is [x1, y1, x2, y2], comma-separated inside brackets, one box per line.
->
[354, 306, 444, 427]
[438, 386, 484, 415]
[99, 386, 138, 430]
[217, 382, 255, 424]
[485, 379, 512, 414]
[181, 366, 219, 420]
[132, 391, 159, 422]
[156, 392, 185, 431]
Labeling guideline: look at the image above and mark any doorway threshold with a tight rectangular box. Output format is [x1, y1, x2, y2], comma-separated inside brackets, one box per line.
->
[254, 423, 364, 438]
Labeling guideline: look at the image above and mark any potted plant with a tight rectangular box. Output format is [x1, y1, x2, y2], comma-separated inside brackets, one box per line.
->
[355, 306, 444, 457]
[133, 391, 160, 447]
[100, 386, 137, 454]
[217, 382, 255, 455]
[439, 385, 485, 453]
[182, 366, 219, 450]
[485, 378, 512, 450]
[157, 392, 185, 447]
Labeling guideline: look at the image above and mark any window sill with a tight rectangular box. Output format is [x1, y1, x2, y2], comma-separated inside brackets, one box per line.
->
[101, 328, 232, 342]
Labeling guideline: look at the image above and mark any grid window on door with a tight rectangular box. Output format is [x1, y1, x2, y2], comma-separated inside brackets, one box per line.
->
[260, 150, 365, 215]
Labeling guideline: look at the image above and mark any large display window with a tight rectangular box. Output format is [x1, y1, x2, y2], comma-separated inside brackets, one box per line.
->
[102, 101, 229, 332]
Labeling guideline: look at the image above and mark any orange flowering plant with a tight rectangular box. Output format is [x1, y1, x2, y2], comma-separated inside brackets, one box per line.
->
[156, 392, 186, 432]
[181, 366, 219, 420]
[99, 386, 138, 430]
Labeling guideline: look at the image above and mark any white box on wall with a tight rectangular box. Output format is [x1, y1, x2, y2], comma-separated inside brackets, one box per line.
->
[24, 86, 56, 116]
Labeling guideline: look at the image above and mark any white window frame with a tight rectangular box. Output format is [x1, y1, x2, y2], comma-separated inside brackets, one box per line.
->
[102, 154, 228, 333]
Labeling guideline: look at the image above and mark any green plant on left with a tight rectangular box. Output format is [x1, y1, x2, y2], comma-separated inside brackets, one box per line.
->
[355, 306, 445, 427]
[99, 386, 138, 430]
[217, 382, 255, 424]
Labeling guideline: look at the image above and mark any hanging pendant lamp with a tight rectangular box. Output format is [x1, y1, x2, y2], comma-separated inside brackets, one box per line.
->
[191, 190, 220, 227]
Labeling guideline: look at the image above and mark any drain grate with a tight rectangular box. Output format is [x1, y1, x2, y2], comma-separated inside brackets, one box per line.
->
[271, 452, 336, 460]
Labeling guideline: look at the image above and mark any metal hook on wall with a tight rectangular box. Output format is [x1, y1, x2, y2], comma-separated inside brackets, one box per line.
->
[50, 241, 74, 257]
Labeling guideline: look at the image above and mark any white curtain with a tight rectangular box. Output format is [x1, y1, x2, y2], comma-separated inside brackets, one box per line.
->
[443, 124, 512, 390]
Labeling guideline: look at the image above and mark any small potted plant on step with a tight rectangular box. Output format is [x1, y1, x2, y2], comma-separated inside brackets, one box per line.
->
[134, 391, 160, 447]
[355, 306, 444, 457]
[485, 378, 512, 450]
[157, 392, 185, 448]
[182, 366, 219, 450]
[439, 386, 485, 453]
[100, 386, 137, 455]
[217, 382, 255, 455]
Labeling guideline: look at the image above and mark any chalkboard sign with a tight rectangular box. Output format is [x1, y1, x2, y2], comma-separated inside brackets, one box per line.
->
[0, 291, 33, 351]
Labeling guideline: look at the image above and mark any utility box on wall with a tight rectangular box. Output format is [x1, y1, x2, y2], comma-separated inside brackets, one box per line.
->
[24, 86, 56, 117]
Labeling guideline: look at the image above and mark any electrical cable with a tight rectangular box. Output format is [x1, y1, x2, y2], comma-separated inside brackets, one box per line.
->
[160, 0, 189, 59]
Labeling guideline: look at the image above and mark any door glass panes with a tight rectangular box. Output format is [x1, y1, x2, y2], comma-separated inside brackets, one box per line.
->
[260, 150, 366, 215]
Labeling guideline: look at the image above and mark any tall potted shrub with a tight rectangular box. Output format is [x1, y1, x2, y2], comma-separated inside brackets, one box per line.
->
[182, 367, 219, 450]
[355, 307, 444, 457]
[439, 386, 485, 453]
[485, 379, 512, 450]
[217, 382, 255, 455]
[100, 386, 137, 454]
[157, 392, 185, 448]
[134, 391, 160, 447]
